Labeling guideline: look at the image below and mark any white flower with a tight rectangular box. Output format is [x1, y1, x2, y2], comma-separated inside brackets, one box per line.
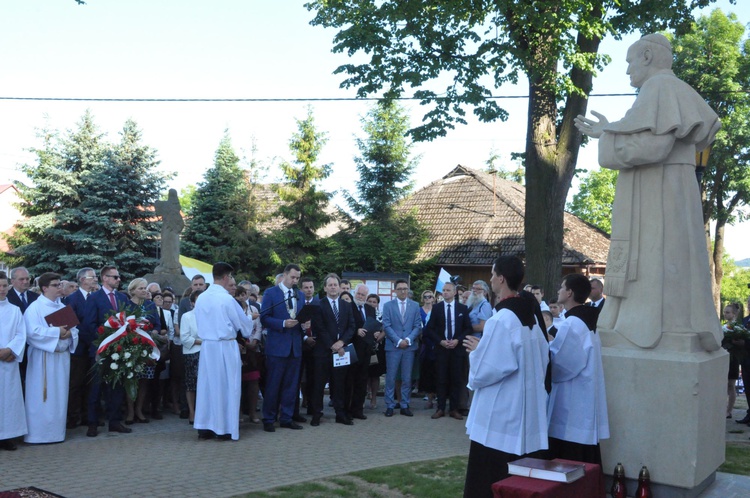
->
[142, 350, 148, 357]
[126, 362, 133, 368]
[111, 353, 120, 361]
[124, 352, 131, 359]
[127, 372, 134, 379]
[110, 363, 118, 370]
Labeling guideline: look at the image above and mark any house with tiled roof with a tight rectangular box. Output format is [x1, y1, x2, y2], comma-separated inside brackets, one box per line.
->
[397, 165, 609, 286]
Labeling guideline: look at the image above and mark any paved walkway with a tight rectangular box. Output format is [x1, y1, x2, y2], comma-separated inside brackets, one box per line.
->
[1, 399, 750, 497]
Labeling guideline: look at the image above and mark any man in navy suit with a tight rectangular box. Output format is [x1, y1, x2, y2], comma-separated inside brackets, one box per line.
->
[64, 267, 98, 429]
[82, 264, 131, 437]
[260, 264, 305, 432]
[382, 279, 422, 417]
[294, 276, 318, 419]
[310, 273, 355, 426]
[425, 281, 472, 420]
[7, 267, 39, 313]
[345, 283, 376, 420]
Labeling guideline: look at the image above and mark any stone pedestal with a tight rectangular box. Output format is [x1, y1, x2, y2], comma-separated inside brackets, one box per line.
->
[600, 333, 727, 497]
[142, 272, 190, 299]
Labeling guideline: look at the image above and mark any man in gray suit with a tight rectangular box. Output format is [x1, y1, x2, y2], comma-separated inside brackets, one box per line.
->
[382, 279, 422, 417]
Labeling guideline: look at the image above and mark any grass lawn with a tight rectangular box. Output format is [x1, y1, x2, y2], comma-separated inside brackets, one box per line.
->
[240, 443, 750, 497]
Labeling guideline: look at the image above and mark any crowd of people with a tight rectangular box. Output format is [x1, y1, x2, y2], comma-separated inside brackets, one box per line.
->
[1, 258, 614, 497]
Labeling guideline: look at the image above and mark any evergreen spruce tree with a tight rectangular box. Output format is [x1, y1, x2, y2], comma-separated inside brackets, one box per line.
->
[9, 111, 106, 276]
[273, 108, 332, 270]
[182, 132, 257, 273]
[344, 101, 427, 272]
[59, 119, 168, 279]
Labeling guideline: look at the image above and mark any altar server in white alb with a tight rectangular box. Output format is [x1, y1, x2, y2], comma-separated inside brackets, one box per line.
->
[24, 272, 78, 444]
[462, 256, 550, 498]
[193, 262, 254, 441]
[0, 271, 28, 451]
[548, 273, 609, 464]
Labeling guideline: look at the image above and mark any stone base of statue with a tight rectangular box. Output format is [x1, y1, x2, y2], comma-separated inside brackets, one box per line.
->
[600, 331, 727, 498]
[142, 272, 191, 299]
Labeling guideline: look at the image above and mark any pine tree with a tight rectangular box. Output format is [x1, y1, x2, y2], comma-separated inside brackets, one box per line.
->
[58, 119, 168, 279]
[273, 108, 332, 269]
[182, 132, 259, 274]
[9, 111, 106, 276]
[344, 101, 427, 272]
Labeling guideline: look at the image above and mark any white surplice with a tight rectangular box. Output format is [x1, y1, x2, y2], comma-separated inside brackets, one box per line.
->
[0, 299, 27, 440]
[548, 315, 609, 445]
[465, 308, 550, 455]
[24, 295, 78, 443]
[193, 284, 253, 440]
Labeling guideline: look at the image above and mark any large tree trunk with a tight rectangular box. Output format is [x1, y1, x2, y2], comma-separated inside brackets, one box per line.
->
[523, 32, 600, 297]
[712, 221, 726, 312]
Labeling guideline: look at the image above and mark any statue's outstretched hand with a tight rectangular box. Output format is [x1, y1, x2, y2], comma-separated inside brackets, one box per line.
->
[574, 110, 609, 138]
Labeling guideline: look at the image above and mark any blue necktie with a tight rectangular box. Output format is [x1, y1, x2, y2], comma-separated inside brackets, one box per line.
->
[447, 304, 453, 340]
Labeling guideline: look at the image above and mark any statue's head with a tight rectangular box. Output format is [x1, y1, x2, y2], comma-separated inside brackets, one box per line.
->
[626, 33, 673, 88]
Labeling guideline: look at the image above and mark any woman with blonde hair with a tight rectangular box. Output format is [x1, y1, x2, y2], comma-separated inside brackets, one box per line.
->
[125, 278, 161, 424]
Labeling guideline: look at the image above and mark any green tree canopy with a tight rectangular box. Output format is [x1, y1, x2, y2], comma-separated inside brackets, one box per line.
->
[567, 168, 618, 234]
[9, 113, 169, 279]
[182, 132, 267, 277]
[273, 108, 332, 272]
[669, 8, 750, 309]
[307, 0, 722, 296]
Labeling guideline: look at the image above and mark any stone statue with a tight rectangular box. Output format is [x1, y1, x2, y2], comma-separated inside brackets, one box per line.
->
[574, 33, 722, 352]
[154, 188, 184, 275]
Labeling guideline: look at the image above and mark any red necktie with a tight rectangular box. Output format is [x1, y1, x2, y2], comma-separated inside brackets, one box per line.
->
[108, 292, 117, 310]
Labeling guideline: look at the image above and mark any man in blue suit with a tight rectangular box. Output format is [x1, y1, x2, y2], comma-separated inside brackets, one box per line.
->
[382, 279, 422, 417]
[82, 265, 131, 437]
[63, 267, 98, 429]
[260, 264, 305, 432]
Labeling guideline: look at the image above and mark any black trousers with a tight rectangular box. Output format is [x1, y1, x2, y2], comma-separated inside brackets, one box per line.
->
[311, 355, 348, 417]
[344, 353, 370, 416]
[435, 348, 465, 412]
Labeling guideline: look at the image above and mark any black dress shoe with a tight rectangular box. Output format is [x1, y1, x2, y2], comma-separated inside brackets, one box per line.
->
[0, 439, 17, 451]
[86, 425, 98, 437]
[310, 415, 322, 426]
[400, 407, 414, 417]
[109, 423, 133, 433]
[292, 415, 307, 423]
[217, 434, 232, 441]
[198, 430, 216, 440]
[263, 423, 276, 433]
[336, 415, 354, 425]
[736, 414, 750, 424]
[384, 408, 394, 417]
[351, 413, 367, 420]
[280, 421, 304, 430]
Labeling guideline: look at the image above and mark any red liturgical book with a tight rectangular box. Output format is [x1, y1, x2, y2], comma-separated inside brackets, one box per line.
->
[44, 305, 80, 329]
[507, 458, 586, 483]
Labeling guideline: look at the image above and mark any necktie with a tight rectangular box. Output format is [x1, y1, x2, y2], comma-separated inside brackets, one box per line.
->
[447, 303, 453, 340]
[108, 291, 117, 310]
[332, 299, 339, 323]
[287, 290, 293, 309]
[21, 292, 27, 308]
[400, 300, 405, 318]
[359, 304, 365, 321]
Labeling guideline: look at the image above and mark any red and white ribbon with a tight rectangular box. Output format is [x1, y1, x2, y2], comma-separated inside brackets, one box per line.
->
[96, 314, 160, 360]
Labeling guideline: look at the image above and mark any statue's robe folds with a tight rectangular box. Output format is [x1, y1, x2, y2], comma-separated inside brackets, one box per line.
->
[597, 70, 722, 351]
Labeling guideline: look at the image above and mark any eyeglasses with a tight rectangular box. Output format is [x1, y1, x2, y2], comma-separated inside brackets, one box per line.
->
[104, 274, 121, 280]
